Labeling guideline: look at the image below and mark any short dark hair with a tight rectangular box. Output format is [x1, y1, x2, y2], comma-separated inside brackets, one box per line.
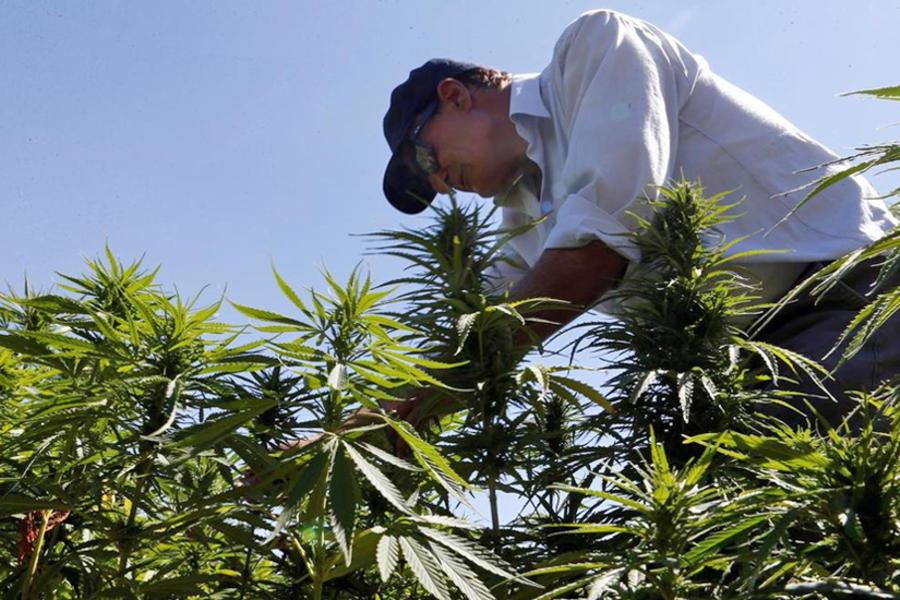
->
[454, 66, 512, 89]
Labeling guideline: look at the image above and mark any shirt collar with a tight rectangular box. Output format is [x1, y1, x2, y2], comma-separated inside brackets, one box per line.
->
[509, 73, 550, 119]
[494, 74, 550, 209]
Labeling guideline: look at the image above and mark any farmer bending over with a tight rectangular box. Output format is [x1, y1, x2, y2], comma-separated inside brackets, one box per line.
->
[380, 10, 899, 427]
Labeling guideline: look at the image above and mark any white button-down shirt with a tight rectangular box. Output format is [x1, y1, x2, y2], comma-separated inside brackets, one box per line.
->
[491, 9, 897, 307]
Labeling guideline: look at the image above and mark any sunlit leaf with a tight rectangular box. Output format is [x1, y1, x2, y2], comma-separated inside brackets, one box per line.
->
[328, 445, 357, 565]
[376, 534, 399, 583]
[399, 535, 450, 600]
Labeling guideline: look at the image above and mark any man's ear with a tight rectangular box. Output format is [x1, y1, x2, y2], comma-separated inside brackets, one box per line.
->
[436, 78, 472, 112]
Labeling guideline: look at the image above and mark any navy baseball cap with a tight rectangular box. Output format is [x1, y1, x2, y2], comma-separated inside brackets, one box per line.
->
[383, 59, 477, 214]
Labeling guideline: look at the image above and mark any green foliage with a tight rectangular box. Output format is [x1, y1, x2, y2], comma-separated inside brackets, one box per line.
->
[772, 84, 900, 367]
[367, 197, 610, 551]
[0, 251, 508, 599]
[798, 85, 900, 209]
[1, 252, 272, 598]
[530, 437, 758, 600]
[700, 387, 900, 581]
[2, 86, 899, 600]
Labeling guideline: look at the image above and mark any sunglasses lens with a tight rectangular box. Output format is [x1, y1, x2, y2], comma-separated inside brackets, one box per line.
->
[414, 143, 439, 175]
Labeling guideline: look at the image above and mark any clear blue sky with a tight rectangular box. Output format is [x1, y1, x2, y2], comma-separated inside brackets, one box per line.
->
[2, 1, 899, 315]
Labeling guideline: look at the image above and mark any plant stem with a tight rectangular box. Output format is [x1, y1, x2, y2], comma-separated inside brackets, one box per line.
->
[288, 531, 316, 580]
[118, 467, 147, 579]
[488, 480, 500, 536]
[22, 509, 51, 600]
[487, 483, 509, 600]
[312, 571, 324, 600]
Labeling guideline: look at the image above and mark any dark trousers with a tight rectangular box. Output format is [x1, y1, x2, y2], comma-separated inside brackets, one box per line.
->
[755, 258, 900, 428]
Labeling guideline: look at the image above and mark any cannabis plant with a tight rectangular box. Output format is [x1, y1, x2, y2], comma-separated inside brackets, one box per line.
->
[0, 250, 277, 598]
[772, 84, 900, 368]
[689, 384, 900, 595]
[566, 180, 829, 470]
[0, 252, 516, 599]
[228, 265, 524, 600]
[367, 196, 620, 595]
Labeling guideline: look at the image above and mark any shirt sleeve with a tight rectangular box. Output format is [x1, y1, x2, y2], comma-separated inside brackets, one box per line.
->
[542, 10, 701, 263]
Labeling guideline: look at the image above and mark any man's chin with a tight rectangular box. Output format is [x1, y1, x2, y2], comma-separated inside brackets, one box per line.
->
[473, 187, 500, 199]
[464, 174, 520, 199]
[473, 179, 515, 199]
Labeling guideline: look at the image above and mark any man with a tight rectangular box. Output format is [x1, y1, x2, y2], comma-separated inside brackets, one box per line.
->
[382, 10, 898, 421]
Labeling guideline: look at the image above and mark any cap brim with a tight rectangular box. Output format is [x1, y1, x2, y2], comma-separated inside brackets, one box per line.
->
[383, 152, 436, 215]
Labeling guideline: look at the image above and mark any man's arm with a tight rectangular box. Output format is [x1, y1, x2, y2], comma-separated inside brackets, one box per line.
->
[384, 239, 628, 437]
[510, 239, 627, 342]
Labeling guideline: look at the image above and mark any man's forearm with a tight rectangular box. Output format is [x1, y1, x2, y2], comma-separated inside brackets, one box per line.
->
[509, 239, 628, 343]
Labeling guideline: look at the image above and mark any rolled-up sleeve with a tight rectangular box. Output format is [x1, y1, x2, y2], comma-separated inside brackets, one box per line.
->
[542, 10, 699, 262]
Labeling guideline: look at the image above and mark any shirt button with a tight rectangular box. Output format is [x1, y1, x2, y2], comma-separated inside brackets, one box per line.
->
[540, 199, 553, 214]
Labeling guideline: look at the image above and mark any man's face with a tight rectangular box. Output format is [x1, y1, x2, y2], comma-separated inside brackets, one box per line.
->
[415, 79, 527, 199]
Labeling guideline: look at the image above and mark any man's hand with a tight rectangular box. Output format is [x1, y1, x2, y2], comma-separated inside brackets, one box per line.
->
[239, 394, 435, 488]
[381, 389, 464, 455]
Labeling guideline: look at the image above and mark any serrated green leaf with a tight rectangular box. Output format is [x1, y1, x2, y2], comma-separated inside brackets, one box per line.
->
[272, 265, 309, 313]
[343, 442, 411, 514]
[529, 577, 588, 600]
[684, 515, 767, 563]
[429, 540, 494, 600]
[630, 369, 659, 403]
[141, 573, 228, 594]
[551, 484, 649, 514]
[229, 301, 306, 326]
[677, 372, 694, 424]
[523, 562, 610, 577]
[359, 441, 420, 472]
[328, 446, 357, 565]
[411, 515, 479, 530]
[360, 313, 420, 334]
[399, 536, 450, 600]
[843, 85, 900, 100]
[173, 401, 275, 451]
[550, 375, 615, 414]
[551, 523, 629, 535]
[378, 348, 464, 371]
[377, 534, 399, 583]
[455, 313, 478, 355]
[384, 417, 474, 503]
[419, 527, 519, 581]
[0, 496, 69, 514]
[0, 333, 49, 356]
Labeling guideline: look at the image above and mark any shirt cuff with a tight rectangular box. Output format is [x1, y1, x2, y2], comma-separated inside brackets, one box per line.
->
[544, 193, 642, 263]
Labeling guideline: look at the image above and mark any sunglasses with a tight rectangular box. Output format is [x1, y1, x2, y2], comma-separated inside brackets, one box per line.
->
[409, 99, 440, 176]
